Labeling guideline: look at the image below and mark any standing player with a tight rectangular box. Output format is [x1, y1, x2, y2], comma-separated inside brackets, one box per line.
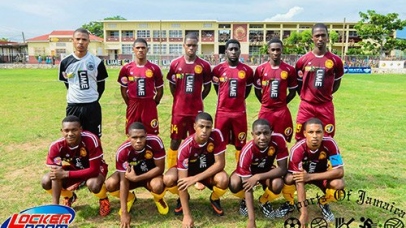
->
[118, 38, 164, 135]
[295, 23, 344, 141]
[286, 118, 345, 223]
[105, 122, 168, 228]
[59, 28, 108, 138]
[166, 33, 212, 168]
[212, 39, 253, 161]
[254, 38, 297, 143]
[163, 112, 229, 228]
[229, 119, 288, 227]
[41, 115, 110, 216]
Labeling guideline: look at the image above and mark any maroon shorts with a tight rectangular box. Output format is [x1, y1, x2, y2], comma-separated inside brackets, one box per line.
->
[126, 98, 159, 135]
[258, 106, 293, 142]
[295, 100, 335, 141]
[215, 110, 247, 148]
[170, 115, 195, 140]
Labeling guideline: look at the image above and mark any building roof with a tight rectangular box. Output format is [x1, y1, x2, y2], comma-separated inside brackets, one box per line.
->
[26, 30, 103, 42]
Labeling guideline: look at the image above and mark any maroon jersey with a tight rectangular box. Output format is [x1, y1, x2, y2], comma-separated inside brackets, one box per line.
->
[167, 56, 212, 116]
[288, 137, 343, 173]
[46, 131, 106, 179]
[118, 61, 164, 100]
[254, 61, 297, 109]
[212, 62, 254, 113]
[235, 133, 288, 177]
[115, 134, 165, 175]
[177, 129, 226, 172]
[295, 52, 344, 103]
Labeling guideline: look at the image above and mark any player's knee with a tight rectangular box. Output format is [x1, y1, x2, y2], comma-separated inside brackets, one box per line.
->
[271, 178, 284, 193]
[41, 174, 51, 190]
[330, 179, 345, 190]
[214, 171, 229, 189]
[150, 178, 165, 193]
[87, 179, 103, 193]
[163, 171, 177, 187]
[284, 173, 294, 185]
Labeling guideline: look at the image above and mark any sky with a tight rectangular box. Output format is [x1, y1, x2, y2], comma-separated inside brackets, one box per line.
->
[1, 0, 406, 42]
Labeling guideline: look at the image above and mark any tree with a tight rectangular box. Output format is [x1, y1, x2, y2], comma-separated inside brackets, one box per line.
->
[82, 16, 127, 38]
[0, 37, 10, 42]
[355, 10, 406, 56]
[283, 30, 312, 54]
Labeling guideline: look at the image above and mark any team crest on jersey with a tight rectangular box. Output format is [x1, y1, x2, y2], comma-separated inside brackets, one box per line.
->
[318, 151, 327, 160]
[268, 146, 275, 156]
[284, 127, 293, 136]
[207, 142, 214, 153]
[121, 77, 128, 84]
[146, 69, 153, 78]
[298, 70, 304, 78]
[182, 158, 189, 168]
[325, 59, 334, 69]
[295, 123, 302, 133]
[194, 65, 203, 74]
[145, 150, 153, 159]
[213, 76, 219, 83]
[87, 61, 95, 71]
[238, 132, 246, 141]
[123, 161, 129, 170]
[325, 124, 334, 133]
[261, 80, 269, 86]
[280, 71, 288, 80]
[80, 147, 87, 157]
[151, 119, 158, 128]
[175, 73, 183, 79]
[53, 157, 62, 166]
[219, 76, 227, 82]
[238, 71, 246, 79]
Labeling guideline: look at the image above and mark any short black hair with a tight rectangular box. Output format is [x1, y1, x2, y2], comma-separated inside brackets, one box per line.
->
[195, 112, 213, 123]
[303, 118, 323, 131]
[62, 115, 81, 125]
[312, 23, 329, 35]
[267, 37, 283, 47]
[185, 33, 199, 43]
[133, 38, 148, 47]
[252, 118, 272, 131]
[128, 122, 146, 132]
[225, 39, 241, 49]
[74, 28, 90, 36]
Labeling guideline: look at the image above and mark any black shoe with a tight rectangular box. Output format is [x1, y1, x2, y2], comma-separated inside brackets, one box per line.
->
[274, 201, 295, 218]
[239, 199, 248, 217]
[174, 198, 183, 215]
[258, 198, 275, 219]
[318, 203, 335, 222]
[210, 193, 224, 216]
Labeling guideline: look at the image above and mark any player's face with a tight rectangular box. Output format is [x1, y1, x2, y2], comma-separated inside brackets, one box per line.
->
[73, 32, 90, 53]
[225, 43, 241, 64]
[312, 27, 328, 49]
[268, 43, 282, 62]
[128, 129, 147, 151]
[133, 42, 148, 60]
[61, 121, 82, 147]
[193, 119, 213, 144]
[252, 124, 272, 150]
[184, 38, 198, 57]
[303, 123, 324, 150]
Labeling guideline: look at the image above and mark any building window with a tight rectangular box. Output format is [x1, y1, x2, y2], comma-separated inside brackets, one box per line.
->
[169, 44, 182, 54]
[249, 46, 260, 55]
[169, 30, 182, 38]
[218, 30, 230, 42]
[249, 24, 264, 28]
[122, 44, 132, 54]
[137, 30, 150, 38]
[153, 30, 167, 38]
[249, 30, 264, 42]
[108, 31, 119, 38]
[218, 24, 231, 29]
[122, 31, 134, 38]
[153, 44, 167, 54]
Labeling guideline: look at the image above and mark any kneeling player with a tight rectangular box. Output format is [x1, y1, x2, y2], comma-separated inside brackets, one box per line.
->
[105, 122, 168, 228]
[41, 115, 110, 216]
[163, 112, 229, 228]
[285, 118, 345, 224]
[229, 119, 288, 227]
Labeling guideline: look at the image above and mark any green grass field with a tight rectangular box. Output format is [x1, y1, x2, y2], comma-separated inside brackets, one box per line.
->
[0, 68, 405, 227]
